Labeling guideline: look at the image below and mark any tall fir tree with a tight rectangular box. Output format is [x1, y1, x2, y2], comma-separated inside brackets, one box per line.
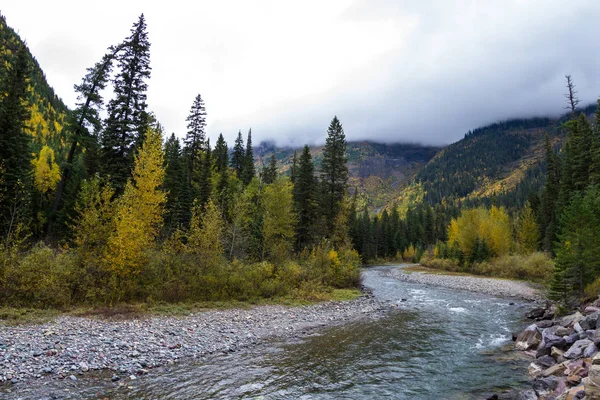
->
[197, 138, 213, 211]
[0, 44, 30, 238]
[230, 130, 245, 177]
[262, 154, 278, 185]
[320, 116, 349, 236]
[101, 14, 152, 192]
[290, 150, 298, 184]
[214, 133, 228, 174]
[293, 145, 318, 250]
[163, 133, 186, 232]
[184, 94, 207, 176]
[241, 129, 255, 185]
[541, 135, 561, 253]
[590, 99, 600, 185]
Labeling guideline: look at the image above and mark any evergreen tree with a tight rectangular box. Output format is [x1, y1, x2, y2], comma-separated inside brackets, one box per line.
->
[293, 145, 318, 250]
[214, 133, 228, 174]
[290, 151, 298, 184]
[262, 154, 278, 185]
[320, 116, 349, 235]
[197, 139, 213, 211]
[0, 44, 31, 239]
[230, 130, 245, 177]
[163, 133, 186, 232]
[241, 129, 255, 185]
[101, 14, 152, 192]
[540, 135, 561, 253]
[184, 94, 207, 177]
[590, 99, 600, 184]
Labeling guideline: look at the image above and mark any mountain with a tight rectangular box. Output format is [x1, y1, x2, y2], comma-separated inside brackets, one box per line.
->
[389, 104, 598, 213]
[0, 13, 69, 159]
[254, 140, 440, 213]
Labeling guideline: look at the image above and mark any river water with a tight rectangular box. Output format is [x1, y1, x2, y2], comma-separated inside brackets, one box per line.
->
[93, 265, 532, 399]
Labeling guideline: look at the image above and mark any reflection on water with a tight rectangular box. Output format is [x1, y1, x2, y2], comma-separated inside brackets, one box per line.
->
[95, 266, 531, 400]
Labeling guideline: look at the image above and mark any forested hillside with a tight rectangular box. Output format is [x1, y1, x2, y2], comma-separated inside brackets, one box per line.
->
[255, 141, 439, 213]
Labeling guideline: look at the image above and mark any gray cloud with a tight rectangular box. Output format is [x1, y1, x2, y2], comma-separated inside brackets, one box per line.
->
[3, 1, 600, 147]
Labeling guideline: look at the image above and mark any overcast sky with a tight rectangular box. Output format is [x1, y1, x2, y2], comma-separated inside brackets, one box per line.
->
[3, 1, 600, 146]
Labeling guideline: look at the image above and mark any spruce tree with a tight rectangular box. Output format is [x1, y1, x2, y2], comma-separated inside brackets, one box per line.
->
[241, 129, 255, 185]
[320, 116, 349, 236]
[293, 145, 318, 250]
[163, 133, 186, 232]
[197, 138, 213, 211]
[0, 45, 31, 238]
[262, 154, 278, 184]
[541, 135, 561, 253]
[101, 14, 152, 192]
[214, 133, 228, 174]
[290, 150, 298, 184]
[230, 130, 245, 177]
[184, 94, 207, 176]
[590, 99, 600, 184]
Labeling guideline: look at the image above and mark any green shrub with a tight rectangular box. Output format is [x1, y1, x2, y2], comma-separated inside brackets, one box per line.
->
[471, 252, 553, 282]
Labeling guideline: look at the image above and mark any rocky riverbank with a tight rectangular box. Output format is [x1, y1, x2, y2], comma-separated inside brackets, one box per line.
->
[0, 293, 387, 394]
[512, 300, 600, 400]
[388, 266, 543, 301]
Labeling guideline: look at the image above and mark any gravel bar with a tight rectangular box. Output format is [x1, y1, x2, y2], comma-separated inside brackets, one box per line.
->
[388, 266, 543, 301]
[0, 294, 387, 391]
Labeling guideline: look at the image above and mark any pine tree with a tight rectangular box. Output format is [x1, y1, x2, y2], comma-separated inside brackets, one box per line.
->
[101, 14, 152, 192]
[590, 99, 600, 184]
[230, 130, 245, 177]
[262, 154, 278, 184]
[0, 44, 31, 238]
[541, 135, 561, 253]
[214, 133, 228, 174]
[241, 129, 255, 185]
[293, 145, 318, 250]
[321, 116, 349, 235]
[197, 138, 213, 211]
[184, 94, 207, 176]
[163, 133, 186, 232]
[290, 151, 298, 184]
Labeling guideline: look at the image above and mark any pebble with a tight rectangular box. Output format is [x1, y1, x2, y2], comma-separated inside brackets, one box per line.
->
[389, 268, 541, 300]
[0, 293, 386, 397]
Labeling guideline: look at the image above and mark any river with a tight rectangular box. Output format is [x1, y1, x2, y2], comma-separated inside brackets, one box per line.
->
[83, 265, 533, 399]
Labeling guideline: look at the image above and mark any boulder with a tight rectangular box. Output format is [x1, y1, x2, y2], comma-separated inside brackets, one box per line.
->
[574, 322, 583, 334]
[584, 365, 600, 398]
[537, 355, 557, 368]
[584, 342, 599, 359]
[565, 333, 580, 346]
[564, 339, 593, 359]
[533, 376, 560, 398]
[561, 312, 584, 328]
[539, 333, 567, 351]
[527, 307, 547, 320]
[555, 326, 572, 336]
[551, 346, 565, 360]
[566, 374, 582, 386]
[516, 324, 542, 351]
[580, 312, 599, 330]
[565, 384, 585, 400]
[593, 330, 600, 346]
[585, 306, 600, 315]
[543, 361, 568, 377]
[528, 362, 544, 379]
[536, 320, 555, 329]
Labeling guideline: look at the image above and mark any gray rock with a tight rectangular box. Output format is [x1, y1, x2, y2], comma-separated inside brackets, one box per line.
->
[111, 375, 120, 382]
[585, 342, 599, 358]
[516, 324, 542, 351]
[532, 376, 559, 397]
[536, 355, 557, 368]
[564, 339, 593, 359]
[555, 326, 571, 336]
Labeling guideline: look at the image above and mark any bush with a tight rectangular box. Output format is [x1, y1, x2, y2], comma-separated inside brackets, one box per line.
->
[2, 245, 76, 308]
[471, 252, 553, 282]
[421, 257, 461, 272]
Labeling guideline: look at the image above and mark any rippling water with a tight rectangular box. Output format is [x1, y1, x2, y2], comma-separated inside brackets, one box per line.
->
[93, 265, 532, 399]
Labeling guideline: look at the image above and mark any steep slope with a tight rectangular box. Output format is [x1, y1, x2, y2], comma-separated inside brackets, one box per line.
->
[254, 141, 440, 212]
[0, 13, 69, 159]
[390, 105, 597, 212]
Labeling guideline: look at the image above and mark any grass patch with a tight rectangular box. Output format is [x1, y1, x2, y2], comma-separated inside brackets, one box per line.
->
[0, 289, 364, 325]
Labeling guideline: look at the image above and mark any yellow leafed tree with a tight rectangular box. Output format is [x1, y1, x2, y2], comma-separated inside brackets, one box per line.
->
[448, 206, 512, 260]
[187, 198, 224, 270]
[262, 177, 295, 262]
[104, 127, 166, 279]
[517, 203, 540, 254]
[32, 145, 60, 193]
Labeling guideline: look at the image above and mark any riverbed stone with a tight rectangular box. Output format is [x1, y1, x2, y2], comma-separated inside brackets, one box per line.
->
[581, 313, 599, 330]
[533, 376, 560, 397]
[516, 324, 542, 351]
[584, 343, 599, 359]
[552, 346, 565, 360]
[555, 326, 572, 337]
[528, 362, 544, 379]
[561, 312, 584, 328]
[543, 361, 568, 377]
[539, 333, 567, 351]
[565, 384, 585, 400]
[564, 339, 593, 359]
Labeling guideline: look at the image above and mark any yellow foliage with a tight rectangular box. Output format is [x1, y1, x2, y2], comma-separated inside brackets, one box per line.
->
[31, 145, 60, 193]
[403, 244, 416, 261]
[447, 206, 512, 260]
[187, 199, 224, 270]
[104, 127, 166, 278]
[262, 177, 296, 262]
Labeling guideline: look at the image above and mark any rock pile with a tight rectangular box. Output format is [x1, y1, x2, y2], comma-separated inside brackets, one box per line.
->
[515, 300, 600, 399]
